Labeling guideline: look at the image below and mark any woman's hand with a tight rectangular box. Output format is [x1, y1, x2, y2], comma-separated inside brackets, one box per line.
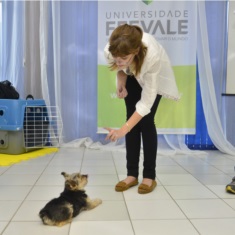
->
[105, 127, 128, 142]
[117, 70, 128, 99]
[105, 112, 142, 142]
[117, 84, 128, 99]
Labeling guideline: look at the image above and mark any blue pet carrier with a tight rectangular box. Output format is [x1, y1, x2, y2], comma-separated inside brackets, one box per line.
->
[0, 99, 61, 154]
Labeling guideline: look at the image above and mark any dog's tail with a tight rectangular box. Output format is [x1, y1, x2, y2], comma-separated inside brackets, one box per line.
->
[39, 205, 74, 226]
[39, 209, 52, 225]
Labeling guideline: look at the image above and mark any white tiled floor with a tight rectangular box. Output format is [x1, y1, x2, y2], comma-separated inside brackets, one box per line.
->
[1, 148, 235, 235]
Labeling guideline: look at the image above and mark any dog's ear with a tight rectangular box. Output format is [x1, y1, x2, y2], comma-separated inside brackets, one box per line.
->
[61, 172, 69, 178]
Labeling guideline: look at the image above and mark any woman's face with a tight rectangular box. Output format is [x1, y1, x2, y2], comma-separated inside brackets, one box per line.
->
[112, 54, 134, 70]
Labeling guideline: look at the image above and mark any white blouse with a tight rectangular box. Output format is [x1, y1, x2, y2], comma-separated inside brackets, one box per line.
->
[104, 32, 180, 117]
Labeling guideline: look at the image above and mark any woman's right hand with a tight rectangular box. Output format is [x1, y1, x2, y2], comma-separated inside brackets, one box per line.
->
[117, 85, 128, 99]
[117, 70, 128, 99]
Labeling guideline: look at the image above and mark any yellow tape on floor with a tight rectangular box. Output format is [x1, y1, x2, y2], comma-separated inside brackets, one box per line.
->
[0, 148, 58, 166]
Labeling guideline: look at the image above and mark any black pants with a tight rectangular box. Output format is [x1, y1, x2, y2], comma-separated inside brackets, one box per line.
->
[124, 75, 162, 180]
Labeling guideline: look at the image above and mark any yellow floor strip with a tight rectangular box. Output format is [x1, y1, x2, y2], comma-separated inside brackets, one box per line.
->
[0, 148, 58, 166]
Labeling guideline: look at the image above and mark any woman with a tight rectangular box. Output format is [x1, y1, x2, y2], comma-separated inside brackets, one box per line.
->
[104, 24, 180, 194]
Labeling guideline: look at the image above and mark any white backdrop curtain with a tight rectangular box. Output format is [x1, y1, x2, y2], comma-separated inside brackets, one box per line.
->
[197, 1, 235, 155]
[1, 0, 24, 95]
[1, 0, 234, 156]
[24, 0, 42, 99]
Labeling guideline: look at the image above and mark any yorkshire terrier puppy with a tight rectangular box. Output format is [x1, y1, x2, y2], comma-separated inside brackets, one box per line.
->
[39, 172, 102, 226]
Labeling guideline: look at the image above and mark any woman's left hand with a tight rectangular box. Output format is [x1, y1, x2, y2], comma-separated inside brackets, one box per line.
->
[105, 127, 126, 142]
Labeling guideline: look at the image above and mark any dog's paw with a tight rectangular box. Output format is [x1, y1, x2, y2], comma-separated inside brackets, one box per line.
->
[93, 198, 102, 206]
[86, 198, 102, 210]
[97, 198, 102, 205]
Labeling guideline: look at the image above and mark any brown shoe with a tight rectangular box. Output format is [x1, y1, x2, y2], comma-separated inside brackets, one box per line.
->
[115, 179, 138, 192]
[138, 180, 157, 194]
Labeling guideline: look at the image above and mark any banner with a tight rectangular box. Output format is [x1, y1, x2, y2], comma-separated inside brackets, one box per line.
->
[98, 0, 197, 134]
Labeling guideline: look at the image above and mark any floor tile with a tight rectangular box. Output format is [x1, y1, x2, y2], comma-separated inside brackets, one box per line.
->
[223, 199, 235, 210]
[35, 174, 65, 186]
[43, 165, 82, 174]
[165, 185, 218, 199]
[213, 165, 235, 175]
[203, 156, 235, 166]
[16, 155, 54, 166]
[115, 165, 131, 175]
[81, 165, 116, 175]
[86, 174, 119, 186]
[182, 165, 224, 175]
[77, 201, 129, 221]
[70, 221, 134, 235]
[4, 165, 45, 175]
[124, 185, 171, 200]
[84, 149, 113, 159]
[12, 201, 47, 222]
[113, 157, 126, 164]
[0, 201, 22, 221]
[112, 159, 126, 167]
[85, 186, 124, 201]
[25, 186, 63, 200]
[176, 199, 235, 218]
[226, 156, 235, 162]
[192, 174, 232, 185]
[157, 174, 202, 186]
[0, 186, 31, 200]
[115, 165, 144, 175]
[53, 152, 83, 159]
[48, 156, 82, 166]
[117, 174, 128, 181]
[191, 218, 235, 235]
[172, 155, 208, 166]
[0, 174, 39, 186]
[207, 185, 235, 198]
[0, 167, 10, 174]
[203, 151, 233, 158]
[2, 222, 70, 235]
[132, 220, 199, 235]
[82, 159, 114, 167]
[111, 150, 126, 158]
[0, 222, 8, 234]
[112, 152, 126, 165]
[156, 166, 189, 174]
[156, 156, 178, 165]
[126, 200, 186, 220]
[57, 146, 85, 155]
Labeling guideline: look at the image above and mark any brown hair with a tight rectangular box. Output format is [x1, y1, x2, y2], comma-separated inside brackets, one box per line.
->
[108, 24, 147, 76]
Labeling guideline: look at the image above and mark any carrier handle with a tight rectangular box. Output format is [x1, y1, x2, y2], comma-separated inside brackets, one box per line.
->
[26, 94, 34, 100]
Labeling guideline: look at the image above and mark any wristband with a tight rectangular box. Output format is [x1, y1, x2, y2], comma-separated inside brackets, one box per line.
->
[125, 122, 130, 132]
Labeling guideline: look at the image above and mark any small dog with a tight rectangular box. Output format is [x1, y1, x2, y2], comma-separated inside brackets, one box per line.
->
[39, 172, 102, 226]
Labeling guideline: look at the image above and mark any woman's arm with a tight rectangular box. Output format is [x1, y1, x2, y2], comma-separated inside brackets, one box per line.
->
[124, 111, 143, 132]
[105, 111, 142, 141]
[116, 70, 128, 98]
